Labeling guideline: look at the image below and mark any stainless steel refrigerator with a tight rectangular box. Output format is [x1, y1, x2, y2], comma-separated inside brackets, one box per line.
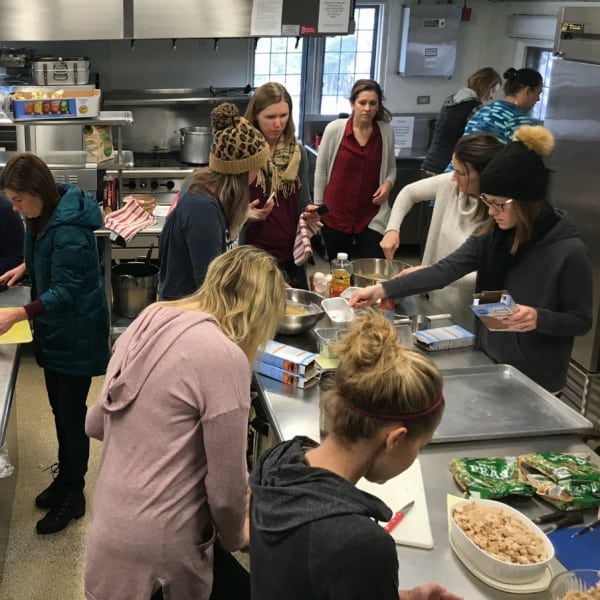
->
[544, 50, 600, 431]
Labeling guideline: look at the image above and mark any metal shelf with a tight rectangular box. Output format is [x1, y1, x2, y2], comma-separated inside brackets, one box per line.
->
[1, 110, 134, 126]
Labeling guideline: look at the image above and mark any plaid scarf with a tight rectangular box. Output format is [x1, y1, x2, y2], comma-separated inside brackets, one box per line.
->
[258, 137, 301, 199]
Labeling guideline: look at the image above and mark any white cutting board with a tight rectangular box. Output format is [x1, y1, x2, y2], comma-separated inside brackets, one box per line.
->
[357, 458, 434, 550]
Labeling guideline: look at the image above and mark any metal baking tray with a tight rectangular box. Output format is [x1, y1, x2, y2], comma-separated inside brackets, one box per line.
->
[432, 365, 593, 444]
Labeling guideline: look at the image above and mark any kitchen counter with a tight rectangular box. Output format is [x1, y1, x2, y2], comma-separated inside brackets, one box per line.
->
[252, 292, 596, 598]
[0, 286, 31, 446]
[304, 144, 427, 161]
[0, 285, 31, 579]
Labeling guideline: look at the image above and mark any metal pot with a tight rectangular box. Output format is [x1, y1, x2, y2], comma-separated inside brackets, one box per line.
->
[178, 126, 212, 165]
[111, 262, 158, 319]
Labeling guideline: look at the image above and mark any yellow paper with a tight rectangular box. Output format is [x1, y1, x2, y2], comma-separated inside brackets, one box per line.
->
[0, 308, 33, 344]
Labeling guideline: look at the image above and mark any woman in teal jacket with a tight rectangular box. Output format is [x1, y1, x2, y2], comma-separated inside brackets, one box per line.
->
[0, 153, 109, 535]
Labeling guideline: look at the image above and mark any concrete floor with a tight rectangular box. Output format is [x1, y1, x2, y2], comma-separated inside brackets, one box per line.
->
[1, 346, 104, 599]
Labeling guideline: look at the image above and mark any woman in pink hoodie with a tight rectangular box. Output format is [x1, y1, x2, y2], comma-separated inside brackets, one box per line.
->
[84, 246, 286, 600]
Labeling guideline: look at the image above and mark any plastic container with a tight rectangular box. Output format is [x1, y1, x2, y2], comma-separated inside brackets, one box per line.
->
[549, 569, 600, 599]
[321, 297, 355, 327]
[314, 327, 347, 358]
[330, 252, 353, 297]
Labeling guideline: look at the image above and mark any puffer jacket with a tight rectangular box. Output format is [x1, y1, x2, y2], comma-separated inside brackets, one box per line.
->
[421, 87, 480, 174]
[24, 183, 109, 377]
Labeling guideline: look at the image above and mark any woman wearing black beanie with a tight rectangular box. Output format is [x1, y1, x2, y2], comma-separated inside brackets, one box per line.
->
[350, 126, 593, 393]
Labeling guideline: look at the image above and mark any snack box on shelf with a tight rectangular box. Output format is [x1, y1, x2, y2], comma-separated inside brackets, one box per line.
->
[11, 88, 101, 120]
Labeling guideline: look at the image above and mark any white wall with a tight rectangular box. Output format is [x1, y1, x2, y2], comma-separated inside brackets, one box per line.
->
[378, 0, 600, 113]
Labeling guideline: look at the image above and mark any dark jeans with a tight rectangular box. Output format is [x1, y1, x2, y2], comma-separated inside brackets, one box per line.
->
[279, 259, 308, 290]
[321, 224, 384, 260]
[150, 542, 250, 600]
[44, 369, 91, 492]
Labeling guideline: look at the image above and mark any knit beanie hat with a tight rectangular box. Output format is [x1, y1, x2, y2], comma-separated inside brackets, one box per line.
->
[479, 125, 555, 202]
[209, 102, 270, 175]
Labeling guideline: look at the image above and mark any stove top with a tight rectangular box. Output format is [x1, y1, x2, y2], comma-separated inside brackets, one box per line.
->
[133, 151, 205, 169]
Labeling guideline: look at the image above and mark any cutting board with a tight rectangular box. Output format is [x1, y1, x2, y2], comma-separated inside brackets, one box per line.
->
[548, 525, 600, 570]
[357, 458, 433, 549]
[0, 308, 32, 344]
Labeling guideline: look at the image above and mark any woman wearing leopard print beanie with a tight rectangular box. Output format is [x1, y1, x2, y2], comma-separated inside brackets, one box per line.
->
[159, 102, 270, 300]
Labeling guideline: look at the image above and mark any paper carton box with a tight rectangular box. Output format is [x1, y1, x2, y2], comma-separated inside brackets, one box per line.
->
[254, 362, 320, 389]
[414, 325, 475, 351]
[258, 340, 318, 375]
[471, 290, 518, 331]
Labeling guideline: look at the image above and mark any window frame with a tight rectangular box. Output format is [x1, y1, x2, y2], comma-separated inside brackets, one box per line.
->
[251, 2, 384, 135]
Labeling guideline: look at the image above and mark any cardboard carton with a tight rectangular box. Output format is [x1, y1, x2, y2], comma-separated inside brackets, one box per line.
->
[254, 362, 320, 388]
[258, 340, 318, 375]
[471, 290, 518, 331]
[414, 325, 475, 351]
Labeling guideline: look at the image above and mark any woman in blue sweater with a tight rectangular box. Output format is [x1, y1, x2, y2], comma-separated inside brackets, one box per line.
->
[463, 68, 543, 143]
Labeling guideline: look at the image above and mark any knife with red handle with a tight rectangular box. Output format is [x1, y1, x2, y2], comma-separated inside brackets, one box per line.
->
[383, 500, 415, 533]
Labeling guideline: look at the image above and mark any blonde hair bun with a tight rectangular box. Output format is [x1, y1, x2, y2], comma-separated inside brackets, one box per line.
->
[512, 125, 555, 157]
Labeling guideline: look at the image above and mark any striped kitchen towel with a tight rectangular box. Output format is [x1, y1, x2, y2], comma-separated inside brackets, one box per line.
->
[104, 198, 157, 242]
[293, 216, 321, 266]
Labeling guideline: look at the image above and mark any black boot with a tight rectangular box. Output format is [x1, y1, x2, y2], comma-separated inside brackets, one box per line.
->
[35, 463, 62, 509]
[36, 489, 86, 535]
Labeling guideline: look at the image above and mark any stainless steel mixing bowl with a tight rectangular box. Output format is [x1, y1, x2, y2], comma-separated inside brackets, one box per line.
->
[278, 288, 325, 335]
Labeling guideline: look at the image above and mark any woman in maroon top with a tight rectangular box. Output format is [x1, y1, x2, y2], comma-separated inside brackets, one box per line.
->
[244, 82, 320, 289]
[314, 79, 397, 259]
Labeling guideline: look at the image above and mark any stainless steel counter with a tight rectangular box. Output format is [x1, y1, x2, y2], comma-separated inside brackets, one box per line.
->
[402, 435, 598, 599]
[252, 291, 597, 598]
[0, 286, 31, 446]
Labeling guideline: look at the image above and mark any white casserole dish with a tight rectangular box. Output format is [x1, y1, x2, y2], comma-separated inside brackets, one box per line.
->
[450, 498, 554, 584]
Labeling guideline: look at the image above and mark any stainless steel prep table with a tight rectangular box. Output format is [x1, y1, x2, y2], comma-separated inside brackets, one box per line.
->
[252, 293, 597, 599]
[0, 285, 32, 579]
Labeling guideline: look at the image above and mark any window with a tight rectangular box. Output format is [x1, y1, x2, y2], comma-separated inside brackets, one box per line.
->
[253, 4, 381, 127]
[254, 37, 304, 129]
[321, 6, 379, 114]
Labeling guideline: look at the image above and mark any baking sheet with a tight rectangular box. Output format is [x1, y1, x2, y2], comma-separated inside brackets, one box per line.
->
[0, 308, 32, 344]
[433, 365, 592, 443]
[357, 458, 433, 550]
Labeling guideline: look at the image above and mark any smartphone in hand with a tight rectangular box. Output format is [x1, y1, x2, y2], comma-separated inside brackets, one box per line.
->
[316, 204, 330, 216]
[264, 192, 276, 208]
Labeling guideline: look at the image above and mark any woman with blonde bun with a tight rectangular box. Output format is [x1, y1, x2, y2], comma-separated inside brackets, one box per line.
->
[85, 246, 286, 600]
[250, 310, 463, 600]
[351, 126, 592, 393]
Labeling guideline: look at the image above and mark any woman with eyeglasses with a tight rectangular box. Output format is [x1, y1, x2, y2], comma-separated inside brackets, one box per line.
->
[463, 68, 542, 144]
[350, 126, 592, 393]
[380, 133, 504, 324]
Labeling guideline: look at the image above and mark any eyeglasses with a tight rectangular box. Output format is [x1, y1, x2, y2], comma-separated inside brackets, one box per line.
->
[479, 194, 515, 212]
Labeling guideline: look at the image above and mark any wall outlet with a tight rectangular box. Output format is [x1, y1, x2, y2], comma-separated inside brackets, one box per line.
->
[417, 95, 431, 105]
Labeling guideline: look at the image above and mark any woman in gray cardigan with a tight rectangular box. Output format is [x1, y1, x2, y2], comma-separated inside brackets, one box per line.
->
[314, 79, 396, 259]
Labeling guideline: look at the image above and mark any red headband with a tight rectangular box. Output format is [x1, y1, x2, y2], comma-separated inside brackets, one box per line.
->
[343, 393, 444, 422]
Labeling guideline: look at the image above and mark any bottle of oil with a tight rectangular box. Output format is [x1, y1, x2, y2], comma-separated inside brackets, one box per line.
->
[329, 252, 353, 297]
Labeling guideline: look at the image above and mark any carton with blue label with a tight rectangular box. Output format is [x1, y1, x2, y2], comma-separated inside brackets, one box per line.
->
[471, 290, 518, 331]
[415, 325, 475, 351]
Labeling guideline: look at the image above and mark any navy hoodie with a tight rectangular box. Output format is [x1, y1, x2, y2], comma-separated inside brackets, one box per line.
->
[381, 213, 592, 392]
[250, 436, 399, 600]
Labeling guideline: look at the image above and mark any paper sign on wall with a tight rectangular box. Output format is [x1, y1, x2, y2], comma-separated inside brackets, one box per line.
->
[318, 0, 352, 33]
[391, 116, 415, 152]
[251, 0, 284, 36]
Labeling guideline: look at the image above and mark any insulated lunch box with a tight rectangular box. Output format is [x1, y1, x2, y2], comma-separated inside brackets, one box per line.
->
[31, 56, 90, 86]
